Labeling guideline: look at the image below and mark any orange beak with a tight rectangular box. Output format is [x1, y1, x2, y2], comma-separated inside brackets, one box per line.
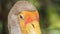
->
[18, 10, 41, 34]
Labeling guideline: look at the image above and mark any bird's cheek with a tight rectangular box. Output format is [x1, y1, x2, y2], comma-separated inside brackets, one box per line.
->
[24, 17, 33, 25]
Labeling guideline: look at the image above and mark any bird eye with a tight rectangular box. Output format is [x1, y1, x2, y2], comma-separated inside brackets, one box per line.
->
[20, 15, 24, 20]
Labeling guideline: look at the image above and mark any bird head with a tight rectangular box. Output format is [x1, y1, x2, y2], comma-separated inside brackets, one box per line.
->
[8, 1, 41, 34]
[18, 10, 41, 34]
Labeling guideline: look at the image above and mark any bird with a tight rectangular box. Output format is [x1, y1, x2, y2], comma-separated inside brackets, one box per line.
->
[8, 1, 41, 34]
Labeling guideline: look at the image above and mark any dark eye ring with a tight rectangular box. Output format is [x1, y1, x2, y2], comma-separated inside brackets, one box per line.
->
[20, 15, 24, 19]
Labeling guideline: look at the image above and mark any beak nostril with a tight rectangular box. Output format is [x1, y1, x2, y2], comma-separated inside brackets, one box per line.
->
[32, 24, 35, 28]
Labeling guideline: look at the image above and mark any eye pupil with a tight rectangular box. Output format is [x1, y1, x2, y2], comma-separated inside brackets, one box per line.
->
[20, 15, 24, 19]
[20, 15, 23, 18]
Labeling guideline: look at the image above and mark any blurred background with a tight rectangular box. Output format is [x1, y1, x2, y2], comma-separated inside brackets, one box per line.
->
[0, 0, 60, 34]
